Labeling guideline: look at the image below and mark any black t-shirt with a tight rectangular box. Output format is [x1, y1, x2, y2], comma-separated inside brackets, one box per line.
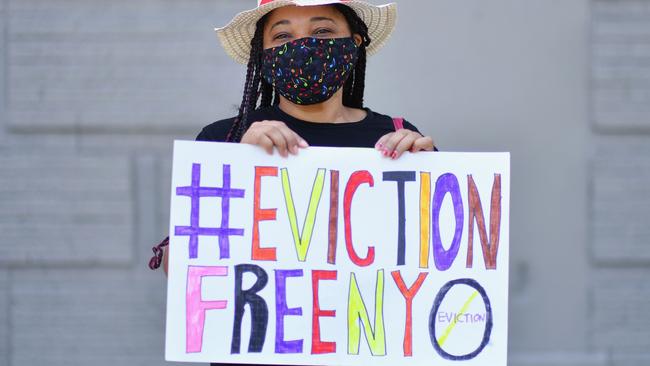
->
[202, 105, 425, 366]
[196, 105, 422, 146]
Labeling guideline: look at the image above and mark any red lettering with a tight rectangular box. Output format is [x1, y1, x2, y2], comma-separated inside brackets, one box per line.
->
[391, 271, 428, 356]
[343, 170, 375, 267]
[252, 166, 278, 261]
[311, 270, 337, 354]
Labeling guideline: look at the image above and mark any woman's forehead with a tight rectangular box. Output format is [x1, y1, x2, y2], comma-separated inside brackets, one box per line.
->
[265, 5, 345, 26]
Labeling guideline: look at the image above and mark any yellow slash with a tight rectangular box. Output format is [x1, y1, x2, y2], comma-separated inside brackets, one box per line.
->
[438, 291, 479, 346]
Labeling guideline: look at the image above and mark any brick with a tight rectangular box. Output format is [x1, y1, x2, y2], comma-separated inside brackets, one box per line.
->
[594, 135, 650, 156]
[593, 103, 650, 131]
[158, 157, 174, 238]
[594, 42, 650, 63]
[593, 88, 650, 105]
[78, 134, 181, 155]
[593, 65, 650, 82]
[594, 20, 650, 41]
[593, 0, 650, 18]
[11, 269, 169, 365]
[592, 103, 650, 132]
[134, 154, 164, 268]
[611, 353, 650, 366]
[591, 155, 650, 263]
[509, 352, 608, 366]
[7, 0, 246, 134]
[0, 270, 9, 366]
[0, 155, 134, 265]
[590, 269, 650, 351]
[0, 134, 76, 154]
[591, 0, 650, 131]
[0, 0, 6, 145]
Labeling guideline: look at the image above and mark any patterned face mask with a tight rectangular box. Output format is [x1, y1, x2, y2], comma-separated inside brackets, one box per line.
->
[262, 36, 359, 105]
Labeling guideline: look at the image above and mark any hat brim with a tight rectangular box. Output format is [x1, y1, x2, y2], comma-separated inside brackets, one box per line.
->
[215, 1, 397, 64]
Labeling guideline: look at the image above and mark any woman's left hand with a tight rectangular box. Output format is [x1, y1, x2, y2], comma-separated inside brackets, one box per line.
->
[375, 129, 436, 159]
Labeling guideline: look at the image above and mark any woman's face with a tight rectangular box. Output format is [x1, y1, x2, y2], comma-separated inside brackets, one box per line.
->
[263, 5, 362, 49]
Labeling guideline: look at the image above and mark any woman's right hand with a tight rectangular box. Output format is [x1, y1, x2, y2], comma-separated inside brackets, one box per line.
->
[240, 120, 309, 157]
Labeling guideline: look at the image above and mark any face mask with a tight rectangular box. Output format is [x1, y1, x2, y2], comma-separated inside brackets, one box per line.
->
[262, 36, 359, 105]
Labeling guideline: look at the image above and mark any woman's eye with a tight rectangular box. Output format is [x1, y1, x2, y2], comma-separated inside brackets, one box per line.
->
[273, 33, 290, 40]
[314, 28, 333, 35]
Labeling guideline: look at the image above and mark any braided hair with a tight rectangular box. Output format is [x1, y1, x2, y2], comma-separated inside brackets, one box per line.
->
[225, 4, 372, 142]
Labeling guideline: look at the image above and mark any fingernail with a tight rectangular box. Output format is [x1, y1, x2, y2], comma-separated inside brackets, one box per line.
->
[391, 151, 398, 159]
[299, 139, 309, 147]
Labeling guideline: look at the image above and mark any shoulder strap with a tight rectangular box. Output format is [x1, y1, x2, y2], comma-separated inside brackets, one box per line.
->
[393, 116, 440, 151]
[392, 117, 404, 131]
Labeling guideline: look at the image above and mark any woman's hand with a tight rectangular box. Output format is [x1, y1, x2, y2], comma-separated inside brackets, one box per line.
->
[241, 120, 309, 157]
[375, 129, 436, 159]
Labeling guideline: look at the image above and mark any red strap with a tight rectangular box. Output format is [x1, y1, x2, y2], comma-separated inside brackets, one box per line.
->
[392, 117, 404, 131]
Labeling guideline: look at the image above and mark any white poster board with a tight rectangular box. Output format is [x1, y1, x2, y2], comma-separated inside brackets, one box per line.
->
[166, 140, 510, 366]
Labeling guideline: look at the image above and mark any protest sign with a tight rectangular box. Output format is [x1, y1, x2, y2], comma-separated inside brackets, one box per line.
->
[165, 140, 510, 365]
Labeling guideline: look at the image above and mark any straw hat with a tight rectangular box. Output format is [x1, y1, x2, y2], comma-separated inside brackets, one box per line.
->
[215, 0, 397, 64]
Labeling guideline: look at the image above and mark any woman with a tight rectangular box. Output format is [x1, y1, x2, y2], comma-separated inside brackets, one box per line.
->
[200, 0, 435, 155]
[154, 0, 436, 268]
[152, 1, 437, 364]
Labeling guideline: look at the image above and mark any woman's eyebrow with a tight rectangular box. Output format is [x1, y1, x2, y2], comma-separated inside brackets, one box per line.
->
[269, 16, 336, 31]
[310, 16, 336, 24]
[270, 19, 290, 31]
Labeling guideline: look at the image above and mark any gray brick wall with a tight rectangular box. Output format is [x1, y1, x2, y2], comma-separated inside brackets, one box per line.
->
[592, 0, 650, 131]
[0, 270, 9, 366]
[591, 155, 650, 263]
[1, 0, 6, 146]
[0, 155, 134, 266]
[590, 269, 650, 350]
[11, 269, 163, 365]
[589, 1, 650, 365]
[0, 0, 649, 365]
[6, 0, 244, 134]
[0, 0, 232, 364]
[0, 0, 9, 360]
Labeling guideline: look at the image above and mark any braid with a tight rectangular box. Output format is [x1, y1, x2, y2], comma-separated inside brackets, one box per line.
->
[226, 17, 267, 142]
[350, 46, 367, 107]
[272, 88, 280, 105]
[226, 5, 369, 142]
[334, 4, 371, 109]
[260, 80, 274, 107]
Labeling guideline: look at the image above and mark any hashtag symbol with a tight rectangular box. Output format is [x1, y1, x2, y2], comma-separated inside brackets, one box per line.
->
[175, 163, 245, 259]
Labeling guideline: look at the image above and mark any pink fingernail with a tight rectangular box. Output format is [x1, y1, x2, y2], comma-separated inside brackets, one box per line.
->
[391, 151, 398, 159]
